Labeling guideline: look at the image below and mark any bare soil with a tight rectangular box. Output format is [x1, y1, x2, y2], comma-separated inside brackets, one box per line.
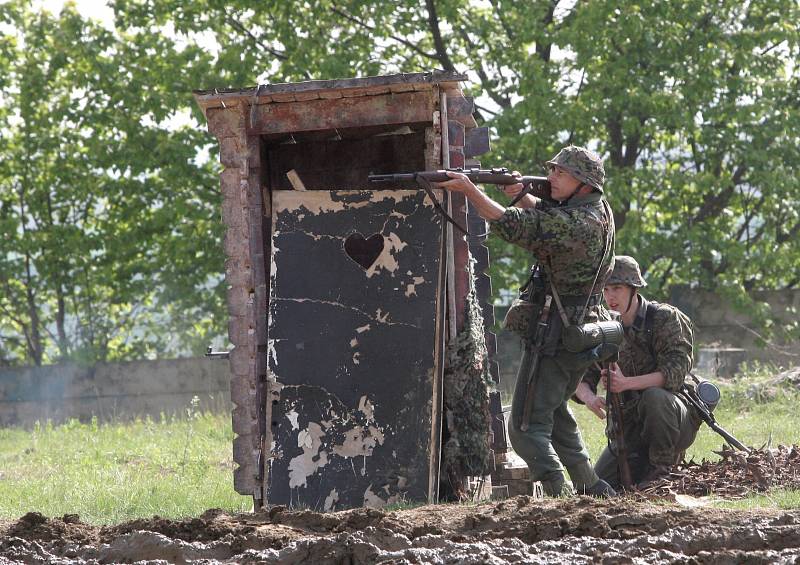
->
[2, 496, 800, 564]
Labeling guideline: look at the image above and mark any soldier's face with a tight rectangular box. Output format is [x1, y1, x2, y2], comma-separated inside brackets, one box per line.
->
[547, 165, 583, 201]
[604, 284, 636, 315]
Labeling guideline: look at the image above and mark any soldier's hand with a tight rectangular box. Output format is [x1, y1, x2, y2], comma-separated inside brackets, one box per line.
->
[586, 395, 607, 420]
[500, 171, 524, 198]
[435, 171, 479, 194]
[601, 362, 628, 393]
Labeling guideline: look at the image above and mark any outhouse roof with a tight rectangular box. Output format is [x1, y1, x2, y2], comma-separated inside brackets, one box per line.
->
[193, 70, 467, 112]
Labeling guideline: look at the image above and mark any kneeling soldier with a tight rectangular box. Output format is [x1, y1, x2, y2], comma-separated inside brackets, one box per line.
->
[574, 255, 701, 489]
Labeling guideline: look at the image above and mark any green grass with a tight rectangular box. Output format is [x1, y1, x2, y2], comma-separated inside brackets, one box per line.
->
[0, 404, 251, 524]
[715, 489, 800, 510]
[2, 367, 798, 524]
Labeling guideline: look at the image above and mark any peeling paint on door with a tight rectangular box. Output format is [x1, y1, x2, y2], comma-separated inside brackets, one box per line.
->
[266, 190, 445, 510]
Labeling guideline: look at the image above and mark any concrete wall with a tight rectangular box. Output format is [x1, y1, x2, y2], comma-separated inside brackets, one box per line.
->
[494, 289, 800, 400]
[0, 358, 231, 428]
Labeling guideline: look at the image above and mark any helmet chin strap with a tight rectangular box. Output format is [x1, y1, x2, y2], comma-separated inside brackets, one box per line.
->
[625, 290, 638, 315]
[566, 182, 585, 200]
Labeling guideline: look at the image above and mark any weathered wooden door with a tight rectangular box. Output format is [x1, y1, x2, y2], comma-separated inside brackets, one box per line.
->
[266, 189, 446, 510]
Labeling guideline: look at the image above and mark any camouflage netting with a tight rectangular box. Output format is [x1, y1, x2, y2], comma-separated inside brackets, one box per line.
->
[442, 257, 493, 488]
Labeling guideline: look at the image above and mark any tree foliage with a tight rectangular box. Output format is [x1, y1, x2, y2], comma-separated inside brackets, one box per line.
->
[1, 0, 799, 364]
[0, 0, 224, 365]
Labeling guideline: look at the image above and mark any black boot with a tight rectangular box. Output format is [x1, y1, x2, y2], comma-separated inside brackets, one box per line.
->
[579, 478, 617, 498]
[636, 464, 671, 489]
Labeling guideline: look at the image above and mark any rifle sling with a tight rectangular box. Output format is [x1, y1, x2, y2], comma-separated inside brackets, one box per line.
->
[414, 174, 471, 236]
[508, 182, 532, 208]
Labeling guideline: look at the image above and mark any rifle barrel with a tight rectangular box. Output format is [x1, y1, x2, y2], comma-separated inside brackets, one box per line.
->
[368, 170, 549, 187]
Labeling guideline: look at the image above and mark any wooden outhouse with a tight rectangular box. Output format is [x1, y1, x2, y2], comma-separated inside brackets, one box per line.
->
[194, 71, 506, 510]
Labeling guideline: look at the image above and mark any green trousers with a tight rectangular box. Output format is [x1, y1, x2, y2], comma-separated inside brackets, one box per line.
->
[508, 345, 598, 493]
[594, 387, 701, 488]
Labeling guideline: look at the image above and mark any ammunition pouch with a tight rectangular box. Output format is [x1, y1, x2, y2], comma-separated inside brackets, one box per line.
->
[503, 265, 546, 338]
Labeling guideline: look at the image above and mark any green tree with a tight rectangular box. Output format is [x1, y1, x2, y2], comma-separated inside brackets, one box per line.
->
[3, 0, 799, 365]
[0, 1, 224, 365]
[114, 0, 799, 314]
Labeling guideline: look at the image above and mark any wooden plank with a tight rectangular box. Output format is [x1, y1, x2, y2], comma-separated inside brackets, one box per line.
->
[250, 91, 435, 136]
[293, 92, 321, 102]
[441, 90, 457, 342]
[270, 92, 297, 103]
[446, 95, 474, 118]
[194, 70, 466, 100]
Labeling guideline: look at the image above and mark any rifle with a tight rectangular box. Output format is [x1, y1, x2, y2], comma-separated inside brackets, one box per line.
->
[519, 296, 552, 432]
[368, 168, 551, 235]
[679, 383, 749, 452]
[604, 359, 634, 490]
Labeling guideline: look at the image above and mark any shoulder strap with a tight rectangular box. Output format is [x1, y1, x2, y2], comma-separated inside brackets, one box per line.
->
[644, 301, 658, 335]
[643, 301, 659, 357]
[576, 199, 615, 325]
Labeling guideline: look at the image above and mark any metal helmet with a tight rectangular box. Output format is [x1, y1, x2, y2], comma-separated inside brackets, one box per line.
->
[546, 145, 606, 191]
[607, 255, 647, 288]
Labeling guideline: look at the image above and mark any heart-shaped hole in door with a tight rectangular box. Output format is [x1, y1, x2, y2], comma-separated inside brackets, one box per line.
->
[344, 233, 385, 270]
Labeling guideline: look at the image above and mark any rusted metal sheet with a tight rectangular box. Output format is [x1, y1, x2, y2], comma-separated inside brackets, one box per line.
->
[249, 91, 435, 136]
[266, 190, 445, 510]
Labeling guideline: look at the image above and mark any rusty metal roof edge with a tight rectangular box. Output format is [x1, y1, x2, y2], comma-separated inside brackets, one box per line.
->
[193, 70, 468, 102]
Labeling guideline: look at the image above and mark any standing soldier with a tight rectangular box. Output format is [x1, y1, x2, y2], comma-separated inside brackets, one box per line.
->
[437, 146, 616, 497]
[575, 255, 701, 488]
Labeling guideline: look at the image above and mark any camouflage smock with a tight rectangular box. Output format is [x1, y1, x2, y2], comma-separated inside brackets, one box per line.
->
[491, 191, 615, 326]
[582, 296, 694, 413]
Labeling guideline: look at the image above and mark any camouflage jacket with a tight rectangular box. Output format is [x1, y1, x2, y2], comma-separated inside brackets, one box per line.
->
[582, 296, 694, 410]
[491, 191, 615, 325]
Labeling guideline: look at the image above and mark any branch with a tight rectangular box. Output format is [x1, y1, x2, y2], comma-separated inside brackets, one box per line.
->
[487, 0, 516, 41]
[691, 164, 746, 226]
[566, 69, 586, 144]
[329, 6, 438, 61]
[777, 219, 800, 245]
[424, 0, 457, 72]
[658, 258, 675, 289]
[224, 14, 287, 61]
[733, 320, 799, 357]
[455, 27, 511, 109]
[473, 103, 500, 117]
[535, 0, 558, 62]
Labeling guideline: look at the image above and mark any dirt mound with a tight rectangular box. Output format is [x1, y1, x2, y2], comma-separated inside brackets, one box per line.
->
[3, 496, 800, 563]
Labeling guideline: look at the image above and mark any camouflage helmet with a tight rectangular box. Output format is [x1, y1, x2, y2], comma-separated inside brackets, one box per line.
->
[607, 255, 647, 288]
[546, 145, 606, 191]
